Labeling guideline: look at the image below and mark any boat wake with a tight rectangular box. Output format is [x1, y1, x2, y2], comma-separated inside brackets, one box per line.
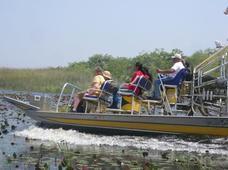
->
[15, 126, 228, 155]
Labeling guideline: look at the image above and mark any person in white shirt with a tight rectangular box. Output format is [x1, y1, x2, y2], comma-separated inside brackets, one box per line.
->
[149, 53, 185, 100]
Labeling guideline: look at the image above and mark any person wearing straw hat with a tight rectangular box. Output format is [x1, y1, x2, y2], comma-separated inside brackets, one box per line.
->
[102, 70, 112, 80]
[149, 53, 185, 100]
[156, 53, 185, 78]
[102, 70, 121, 109]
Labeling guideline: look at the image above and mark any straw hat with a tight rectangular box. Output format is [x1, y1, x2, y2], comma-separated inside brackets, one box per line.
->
[102, 71, 112, 79]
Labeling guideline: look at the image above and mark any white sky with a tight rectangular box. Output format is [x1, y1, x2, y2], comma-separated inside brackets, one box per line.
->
[0, 0, 227, 68]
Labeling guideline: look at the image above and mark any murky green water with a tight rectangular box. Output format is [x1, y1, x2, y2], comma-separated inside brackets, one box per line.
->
[1, 92, 228, 169]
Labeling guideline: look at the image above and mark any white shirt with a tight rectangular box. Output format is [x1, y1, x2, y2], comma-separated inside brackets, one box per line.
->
[169, 61, 185, 78]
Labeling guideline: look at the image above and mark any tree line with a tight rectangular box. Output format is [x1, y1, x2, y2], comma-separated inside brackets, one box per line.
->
[0, 48, 213, 93]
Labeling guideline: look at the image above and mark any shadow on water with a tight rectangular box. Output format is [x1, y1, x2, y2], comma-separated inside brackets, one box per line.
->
[1, 92, 228, 169]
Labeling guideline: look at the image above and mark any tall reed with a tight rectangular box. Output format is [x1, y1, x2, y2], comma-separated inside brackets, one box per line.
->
[0, 67, 92, 93]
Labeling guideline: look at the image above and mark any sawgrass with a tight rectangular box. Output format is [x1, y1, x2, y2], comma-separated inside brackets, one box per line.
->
[0, 67, 92, 93]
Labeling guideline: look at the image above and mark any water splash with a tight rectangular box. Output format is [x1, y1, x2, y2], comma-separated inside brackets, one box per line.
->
[15, 126, 228, 155]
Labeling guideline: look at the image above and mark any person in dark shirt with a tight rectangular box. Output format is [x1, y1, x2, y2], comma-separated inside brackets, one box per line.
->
[183, 60, 193, 81]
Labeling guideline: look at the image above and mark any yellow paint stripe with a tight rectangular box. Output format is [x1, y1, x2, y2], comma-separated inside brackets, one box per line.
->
[48, 118, 228, 136]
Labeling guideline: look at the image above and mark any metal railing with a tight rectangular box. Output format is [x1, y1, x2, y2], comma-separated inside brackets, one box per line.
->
[157, 74, 173, 114]
[191, 46, 228, 115]
[56, 83, 81, 112]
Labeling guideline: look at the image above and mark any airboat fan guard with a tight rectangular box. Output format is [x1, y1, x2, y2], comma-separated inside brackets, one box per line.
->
[191, 46, 228, 116]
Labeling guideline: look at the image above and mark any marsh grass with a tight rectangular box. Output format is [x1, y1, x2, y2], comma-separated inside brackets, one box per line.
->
[0, 67, 92, 93]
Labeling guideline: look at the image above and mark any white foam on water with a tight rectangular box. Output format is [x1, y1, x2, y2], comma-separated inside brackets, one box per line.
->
[15, 126, 228, 155]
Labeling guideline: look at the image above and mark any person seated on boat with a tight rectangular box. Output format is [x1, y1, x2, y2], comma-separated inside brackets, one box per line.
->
[72, 66, 105, 112]
[101, 70, 120, 107]
[149, 53, 185, 100]
[109, 63, 152, 109]
[119, 62, 145, 95]
[102, 70, 112, 81]
[102, 70, 120, 109]
[183, 60, 192, 81]
[108, 62, 145, 109]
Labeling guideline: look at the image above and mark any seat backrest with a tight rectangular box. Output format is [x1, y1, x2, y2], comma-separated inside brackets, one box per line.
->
[131, 76, 152, 94]
[84, 80, 113, 105]
[131, 76, 141, 85]
[163, 68, 187, 86]
[84, 80, 112, 98]
[138, 76, 152, 91]
[100, 80, 113, 94]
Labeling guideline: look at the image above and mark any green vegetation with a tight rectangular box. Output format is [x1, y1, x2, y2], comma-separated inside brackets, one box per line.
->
[0, 48, 221, 93]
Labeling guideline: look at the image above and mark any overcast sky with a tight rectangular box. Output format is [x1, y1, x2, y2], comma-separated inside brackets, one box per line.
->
[0, 0, 227, 68]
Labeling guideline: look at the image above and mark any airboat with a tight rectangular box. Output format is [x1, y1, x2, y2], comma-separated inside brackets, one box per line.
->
[4, 46, 228, 137]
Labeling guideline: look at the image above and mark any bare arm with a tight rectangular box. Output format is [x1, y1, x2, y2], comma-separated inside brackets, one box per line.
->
[87, 82, 101, 95]
[90, 82, 100, 89]
[156, 68, 175, 74]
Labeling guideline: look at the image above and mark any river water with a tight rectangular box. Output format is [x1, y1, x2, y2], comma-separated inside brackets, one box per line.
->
[0, 91, 228, 169]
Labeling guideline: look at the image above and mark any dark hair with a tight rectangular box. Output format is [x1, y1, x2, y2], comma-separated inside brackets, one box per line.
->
[142, 66, 153, 81]
[135, 62, 143, 71]
[184, 61, 190, 68]
[95, 66, 102, 72]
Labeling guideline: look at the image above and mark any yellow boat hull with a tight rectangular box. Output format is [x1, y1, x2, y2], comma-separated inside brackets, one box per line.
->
[28, 111, 228, 137]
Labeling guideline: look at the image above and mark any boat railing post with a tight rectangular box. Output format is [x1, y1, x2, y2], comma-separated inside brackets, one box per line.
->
[68, 88, 75, 108]
[158, 74, 172, 115]
[56, 83, 81, 112]
[56, 83, 68, 112]
[226, 79, 228, 114]
[225, 53, 228, 113]
[220, 55, 225, 79]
